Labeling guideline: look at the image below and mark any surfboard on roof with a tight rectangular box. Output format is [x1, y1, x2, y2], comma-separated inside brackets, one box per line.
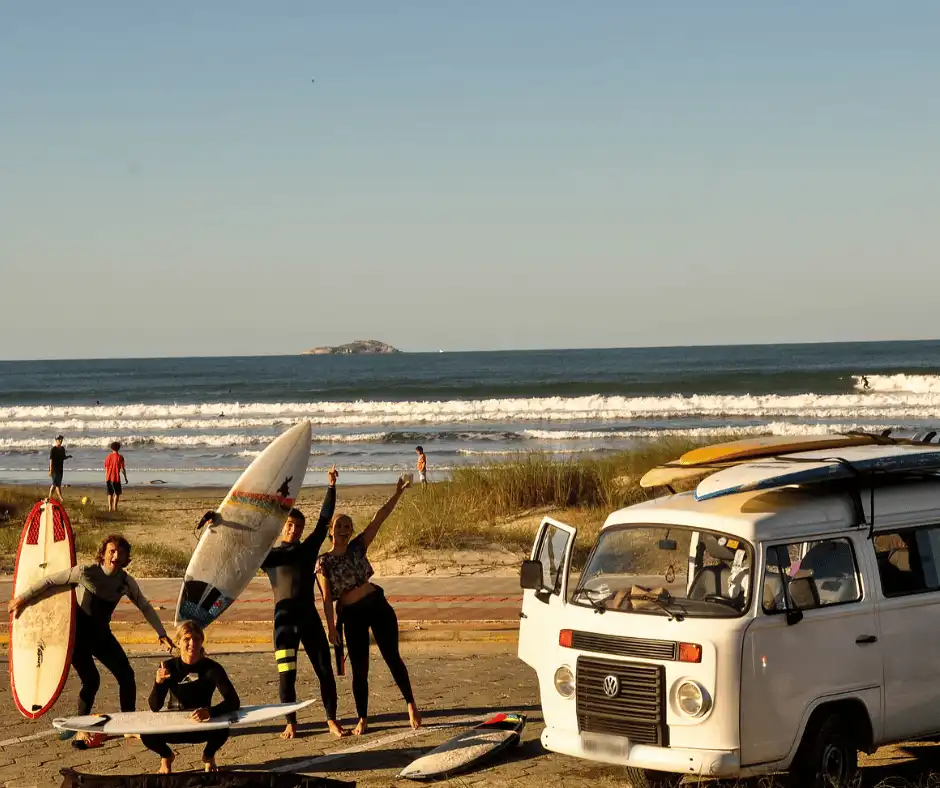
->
[694, 444, 940, 502]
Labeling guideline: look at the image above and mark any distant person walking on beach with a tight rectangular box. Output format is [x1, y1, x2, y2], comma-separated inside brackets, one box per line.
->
[415, 446, 427, 487]
[105, 442, 128, 511]
[49, 434, 72, 501]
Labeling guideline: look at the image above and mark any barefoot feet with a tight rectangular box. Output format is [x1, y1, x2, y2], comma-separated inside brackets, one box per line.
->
[327, 719, 348, 738]
[280, 723, 296, 740]
[352, 718, 369, 736]
[158, 753, 175, 774]
[408, 703, 422, 730]
[203, 756, 218, 772]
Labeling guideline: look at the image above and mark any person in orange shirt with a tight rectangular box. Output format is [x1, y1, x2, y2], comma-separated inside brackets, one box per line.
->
[105, 441, 129, 511]
[415, 446, 427, 487]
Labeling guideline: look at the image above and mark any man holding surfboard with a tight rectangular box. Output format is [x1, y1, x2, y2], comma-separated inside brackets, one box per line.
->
[8, 534, 174, 748]
[260, 465, 346, 739]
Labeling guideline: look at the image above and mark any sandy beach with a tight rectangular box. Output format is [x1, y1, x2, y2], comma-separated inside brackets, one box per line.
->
[0, 480, 529, 578]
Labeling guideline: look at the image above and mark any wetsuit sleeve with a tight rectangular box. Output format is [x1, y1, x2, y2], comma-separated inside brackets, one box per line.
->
[124, 575, 169, 639]
[17, 566, 83, 604]
[207, 661, 240, 716]
[302, 484, 336, 558]
[260, 546, 284, 568]
[149, 661, 173, 712]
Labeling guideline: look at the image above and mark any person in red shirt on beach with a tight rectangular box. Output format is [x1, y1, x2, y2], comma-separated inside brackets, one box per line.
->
[105, 441, 129, 511]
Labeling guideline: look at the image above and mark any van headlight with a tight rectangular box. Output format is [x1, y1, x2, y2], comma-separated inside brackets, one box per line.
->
[554, 666, 575, 698]
[675, 680, 711, 717]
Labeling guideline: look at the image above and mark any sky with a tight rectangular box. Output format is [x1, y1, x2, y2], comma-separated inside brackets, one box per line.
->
[2, 1, 939, 359]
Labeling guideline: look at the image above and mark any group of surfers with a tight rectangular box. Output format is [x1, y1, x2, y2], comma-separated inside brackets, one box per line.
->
[7, 469, 420, 774]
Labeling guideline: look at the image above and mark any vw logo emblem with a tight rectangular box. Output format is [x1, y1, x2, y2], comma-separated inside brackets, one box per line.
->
[603, 674, 620, 698]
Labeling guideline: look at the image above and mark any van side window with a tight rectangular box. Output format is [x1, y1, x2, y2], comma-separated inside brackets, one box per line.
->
[874, 529, 940, 597]
[534, 524, 573, 595]
[762, 538, 861, 614]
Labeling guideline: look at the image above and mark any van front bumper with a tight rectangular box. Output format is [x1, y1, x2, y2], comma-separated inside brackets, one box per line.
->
[542, 727, 741, 778]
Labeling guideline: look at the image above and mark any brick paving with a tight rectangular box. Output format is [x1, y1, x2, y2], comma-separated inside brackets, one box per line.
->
[0, 578, 523, 643]
[4, 642, 940, 788]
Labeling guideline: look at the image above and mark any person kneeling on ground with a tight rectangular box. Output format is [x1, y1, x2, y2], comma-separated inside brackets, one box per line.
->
[316, 474, 421, 736]
[143, 620, 240, 774]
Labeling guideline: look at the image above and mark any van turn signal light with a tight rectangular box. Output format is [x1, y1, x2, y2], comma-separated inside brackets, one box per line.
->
[559, 629, 573, 648]
[679, 642, 702, 663]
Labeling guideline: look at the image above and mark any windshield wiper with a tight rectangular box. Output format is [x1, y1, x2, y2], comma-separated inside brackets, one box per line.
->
[573, 587, 608, 614]
[628, 593, 685, 622]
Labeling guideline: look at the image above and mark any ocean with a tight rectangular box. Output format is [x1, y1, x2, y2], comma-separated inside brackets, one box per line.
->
[3, 340, 940, 487]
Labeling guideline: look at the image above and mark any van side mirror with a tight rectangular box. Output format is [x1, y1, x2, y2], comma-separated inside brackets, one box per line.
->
[520, 560, 545, 591]
[785, 575, 819, 625]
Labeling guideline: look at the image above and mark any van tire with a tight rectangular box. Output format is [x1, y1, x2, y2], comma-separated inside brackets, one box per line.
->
[625, 767, 683, 788]
[789, 711, 858, 788]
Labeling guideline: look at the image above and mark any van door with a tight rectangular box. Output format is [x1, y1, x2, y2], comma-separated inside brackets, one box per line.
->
[518, 517, 577, 669]
[740, 535, 883, 766]
[872, 524, 940, 741]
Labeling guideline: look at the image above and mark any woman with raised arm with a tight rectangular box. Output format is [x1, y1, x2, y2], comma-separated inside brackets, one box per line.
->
[316, 475, 420, 736]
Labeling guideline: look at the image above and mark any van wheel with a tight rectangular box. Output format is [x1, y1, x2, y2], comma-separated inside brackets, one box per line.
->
[625, 767, 683, 788]
[789, 711, 858, 788]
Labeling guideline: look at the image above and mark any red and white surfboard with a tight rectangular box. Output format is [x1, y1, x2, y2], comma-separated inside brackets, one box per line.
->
[10, 499, 76, 719]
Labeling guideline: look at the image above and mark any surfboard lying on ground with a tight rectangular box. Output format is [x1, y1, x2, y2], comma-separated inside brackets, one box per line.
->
[10, 499, 76, 720]
[398, 712, 526, 780]
[52, 700, 315, 736]
[694, 444, 940, 502]
[176, 421, 312, 627]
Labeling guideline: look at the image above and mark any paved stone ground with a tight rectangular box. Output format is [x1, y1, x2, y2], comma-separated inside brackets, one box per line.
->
[3, 642, 940, 788]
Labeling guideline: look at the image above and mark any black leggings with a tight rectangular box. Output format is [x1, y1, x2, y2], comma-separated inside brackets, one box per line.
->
[141, 730, 229, 760]
[71, 612, 136, 715]
[274, 602, 337, 723]
[341, 587, 415, 719]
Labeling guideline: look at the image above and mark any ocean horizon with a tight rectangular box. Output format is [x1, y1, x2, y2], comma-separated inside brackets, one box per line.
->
[3, 339, 940, 487]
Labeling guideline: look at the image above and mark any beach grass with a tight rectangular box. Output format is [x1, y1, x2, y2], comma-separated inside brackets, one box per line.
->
[370, 437, 711, 565]
[0, 488, 191, 575]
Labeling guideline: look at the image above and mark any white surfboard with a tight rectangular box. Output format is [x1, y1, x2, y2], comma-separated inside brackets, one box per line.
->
[399, 712, 526, 780]
[52, 700, 314, 736]
[175, 421, 312, 627]
[10, 499, 76, 719]
[694, 444, 940, 501]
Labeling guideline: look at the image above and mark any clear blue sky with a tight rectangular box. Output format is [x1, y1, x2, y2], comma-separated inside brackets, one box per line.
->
[2, 1, 939, 359]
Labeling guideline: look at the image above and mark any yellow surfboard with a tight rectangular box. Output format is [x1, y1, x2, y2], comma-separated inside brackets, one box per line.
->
[675, 433, 890, 468]
[639, 463, 737, 489]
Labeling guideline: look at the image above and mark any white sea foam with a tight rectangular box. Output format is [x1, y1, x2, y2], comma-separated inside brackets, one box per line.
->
[853, 374, 940, 394]
[4, 393, 940, 426]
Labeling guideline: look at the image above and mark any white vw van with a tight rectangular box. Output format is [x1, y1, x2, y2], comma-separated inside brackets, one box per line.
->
[518, 477, 940, 787]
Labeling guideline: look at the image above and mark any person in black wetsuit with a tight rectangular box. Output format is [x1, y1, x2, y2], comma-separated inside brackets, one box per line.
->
[143, 620, 240, 774]
[260, 465, 346, 739]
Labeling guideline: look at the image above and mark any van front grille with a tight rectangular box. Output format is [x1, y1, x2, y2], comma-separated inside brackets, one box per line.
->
[576, 656, 667, 746]
[570, 631, 678, 661]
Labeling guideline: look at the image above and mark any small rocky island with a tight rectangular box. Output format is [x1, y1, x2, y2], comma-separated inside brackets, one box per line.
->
[303, 339, 401, 355]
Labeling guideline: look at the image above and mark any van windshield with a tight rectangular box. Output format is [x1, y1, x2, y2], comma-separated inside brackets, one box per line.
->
[572, 525, 754, 619]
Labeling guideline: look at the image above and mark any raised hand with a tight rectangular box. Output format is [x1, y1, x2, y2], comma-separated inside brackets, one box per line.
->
[155, 664, 171, 684]
[328, 464, 339, 486]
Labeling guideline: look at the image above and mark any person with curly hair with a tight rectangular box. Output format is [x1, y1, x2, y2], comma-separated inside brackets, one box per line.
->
[8, 534, 173, 748]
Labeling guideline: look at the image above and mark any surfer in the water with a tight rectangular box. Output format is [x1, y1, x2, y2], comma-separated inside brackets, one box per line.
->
[316, 474, 421, 736]
[144, 620, 240, 774]
[260, 465, 346, 739]
[8, 534, 174, 749]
